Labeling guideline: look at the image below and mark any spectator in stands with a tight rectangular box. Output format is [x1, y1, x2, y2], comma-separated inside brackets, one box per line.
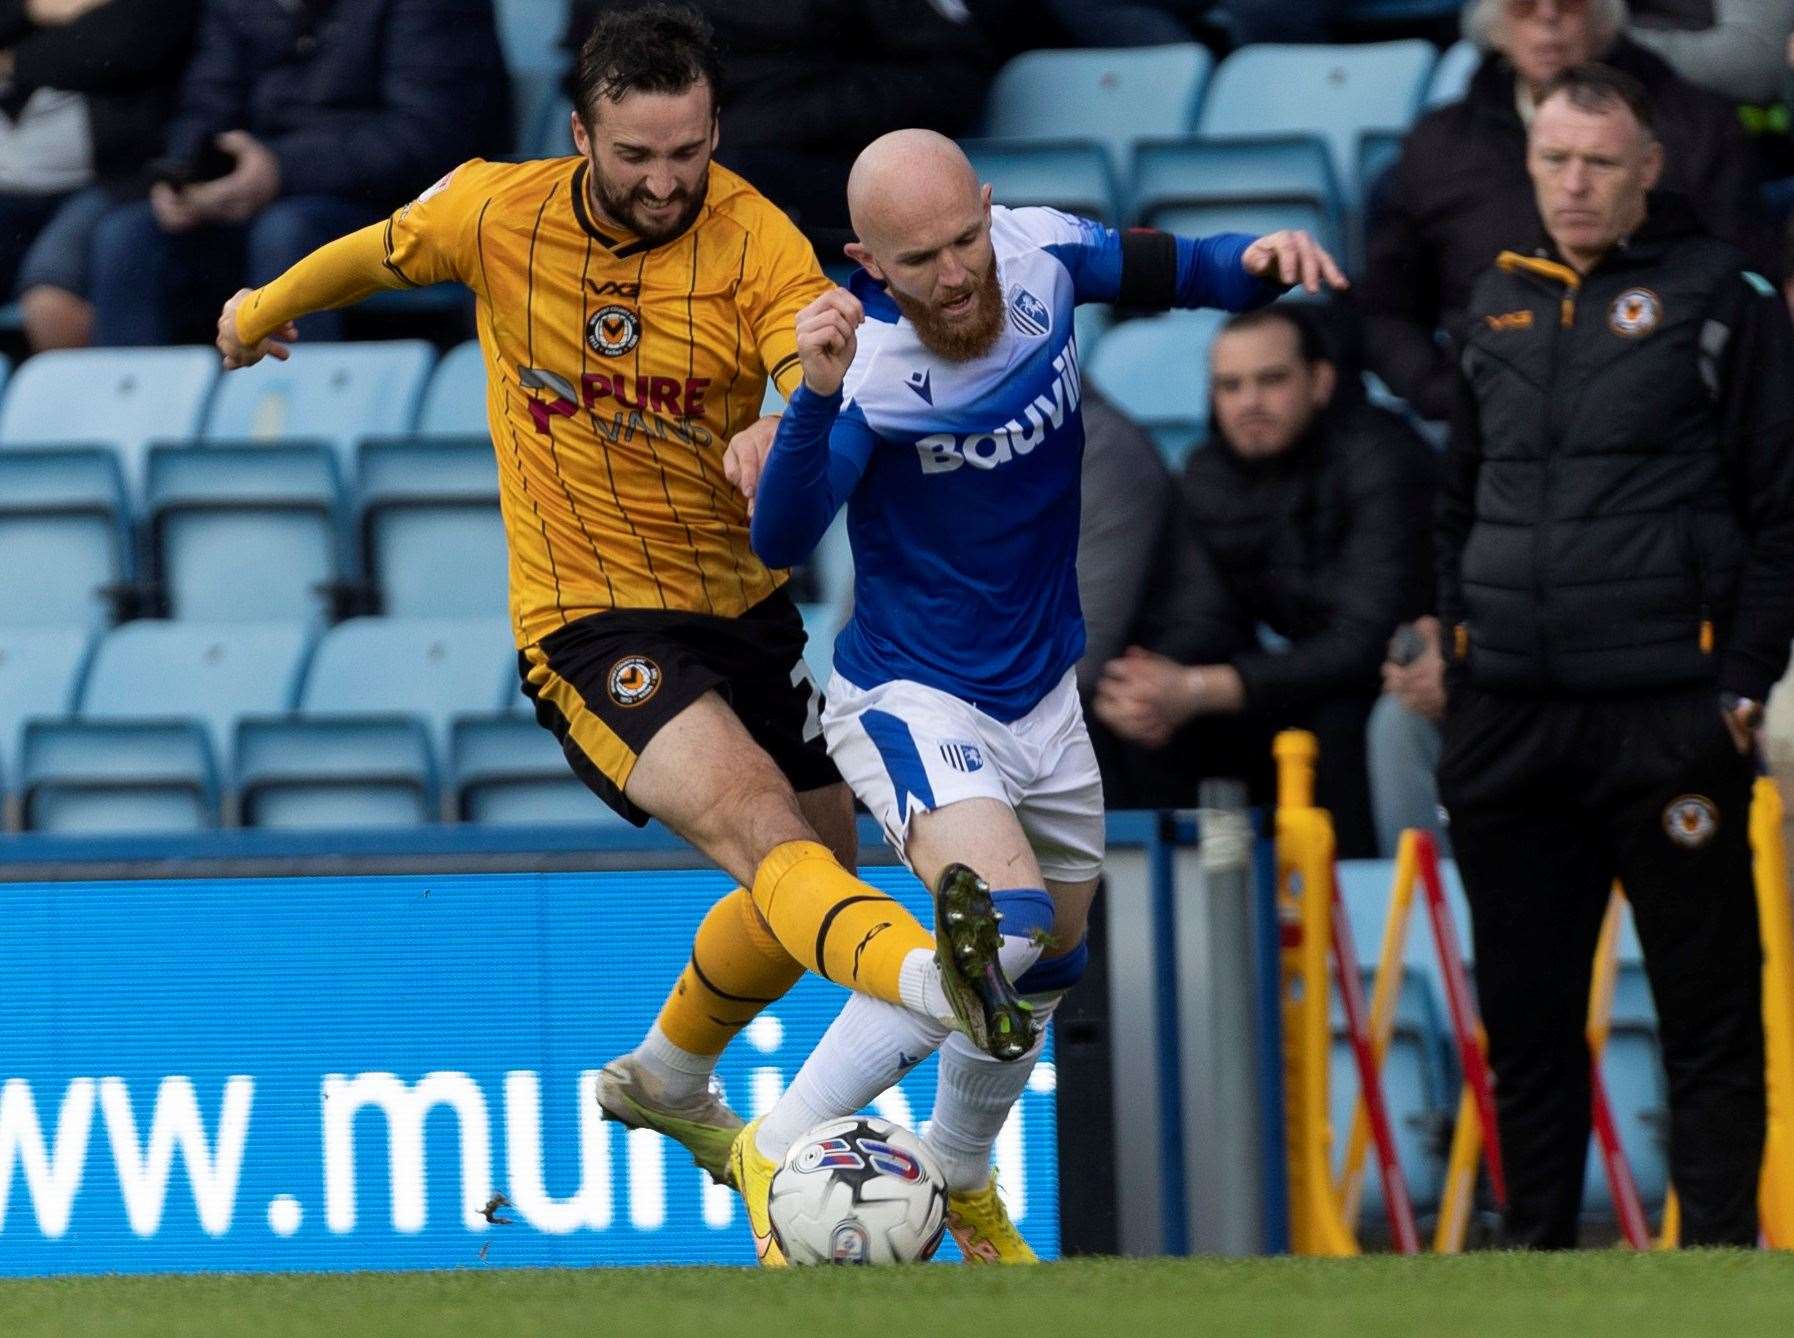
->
[0, 0, 197, 351]
[563, 2, 988, 235]
[1441, 64, 1794, 1247]
[84, 0, 510, 347]
[1629, 0, 1794, 103]
[1091, 305, 1435, 857]
[1363, 0, 1763, 421]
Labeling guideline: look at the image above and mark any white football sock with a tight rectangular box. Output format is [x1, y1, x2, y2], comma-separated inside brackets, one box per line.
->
[755, 993, 950, 1162]
[630, 1022, 717, 1103]
[925, 996, 1060, 1193]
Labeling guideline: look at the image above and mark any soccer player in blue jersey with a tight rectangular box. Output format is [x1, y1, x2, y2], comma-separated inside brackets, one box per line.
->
[616, 128, 1346, 1266]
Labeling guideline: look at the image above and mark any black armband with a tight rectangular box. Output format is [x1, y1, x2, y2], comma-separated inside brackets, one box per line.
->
[1117, 227, 1180, 310]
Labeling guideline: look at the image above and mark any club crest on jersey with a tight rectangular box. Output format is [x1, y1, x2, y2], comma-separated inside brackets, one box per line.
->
[1007, 284, 1051, 338]
[588, 304, 641, 357]
[607, 655, 660, 707]
[1663, 794, 1718, 848]
[1609, 288, 1662, 338]
[939, 740, 984, 773]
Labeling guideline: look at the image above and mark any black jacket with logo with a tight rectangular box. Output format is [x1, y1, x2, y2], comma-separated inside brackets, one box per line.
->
[1440, 196, 1794, 701]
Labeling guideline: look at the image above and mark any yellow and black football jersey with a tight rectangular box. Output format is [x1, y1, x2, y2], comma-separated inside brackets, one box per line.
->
[238, 156, 832, 647]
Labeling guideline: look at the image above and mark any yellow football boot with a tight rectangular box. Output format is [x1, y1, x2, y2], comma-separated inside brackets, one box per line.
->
[728, 1116, 787, 1267]
[595, 1056, 741, 1186]
[946, 1173, 1038, 1264]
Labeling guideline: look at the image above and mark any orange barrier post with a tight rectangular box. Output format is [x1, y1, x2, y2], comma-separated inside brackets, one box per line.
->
[1273, 730, 1357, 1255]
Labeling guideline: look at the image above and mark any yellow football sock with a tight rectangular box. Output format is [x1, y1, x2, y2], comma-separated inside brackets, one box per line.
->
[654, 888, 805, 1057]
[749, 840, 933, 1003]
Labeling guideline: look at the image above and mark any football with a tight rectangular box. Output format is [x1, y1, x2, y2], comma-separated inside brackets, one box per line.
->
[766, 1116, 950, 1265]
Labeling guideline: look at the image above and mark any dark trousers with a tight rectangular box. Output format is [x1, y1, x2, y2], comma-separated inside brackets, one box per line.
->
[1438, 686, 1764, 1247]
[88, 195, 381, 346]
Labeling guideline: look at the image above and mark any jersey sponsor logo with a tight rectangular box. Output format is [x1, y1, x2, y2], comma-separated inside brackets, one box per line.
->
[1007, 285, 1051, 338]
[607, 656, 661, 707]
[1609, 288, 1663, 338]
[588, 304, 641, 357]
[1663, 794, 1719, 848]
[519, 367, 711, 430]
[1484, 309, 1534, 332]
[587, 280, 642, 299]
[939, 741, 984, 773]
[906, 369, 933, 404]
[915, 348, 1082, 475]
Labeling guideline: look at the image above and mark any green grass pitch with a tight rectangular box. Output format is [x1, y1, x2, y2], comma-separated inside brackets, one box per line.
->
[4, 1252, 1794, 1338]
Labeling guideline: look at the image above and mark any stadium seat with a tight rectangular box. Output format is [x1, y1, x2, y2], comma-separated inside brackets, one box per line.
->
[200, 341, 436, 472]
[236, 714, 438, 828]
[535, 96, 577, 159]
[144, 442, 350, 621]
[1426, 40, 1482, 110]
[78, 620, 310, 760]
[797, 602, 841, 689]
[300, 615, 517, 754]
[417, 341, 490, 437]
[1087, 309, 1227, 466]
[0, 449, 132, 626]
[1197, 42, 1436, 205]
[357, 438, 506, 617]
[0, 347, 216, 499]
[0, 626, 93, 812]
[19, 718, 218, 833]
[961, 141, 1119, 223]
[1586, 962, 1670, 1215]
[983, 44, 1212, 175]
[1345, 0, 1465, 22]
[449, 711, 621, 825]
[1131, 136, 1346, 269]
[497, 0, 572, 157]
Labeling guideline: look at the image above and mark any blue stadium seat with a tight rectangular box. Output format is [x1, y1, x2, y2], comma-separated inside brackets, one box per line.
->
[357, 438, 506, 617]
[1087, 309, 1227, 466]
[1330, 965, 1455, 1220]
[417, 341, 490, 437]
[497, 0, 572, 157]
[535, 96, 577, 159]
[961, 141, 1119, 223]
[1346, 0, 1466, 21]
[1131, 136, 1346, 268]
[79, 620, 310, 760]
[200, 341, 436, 472]
[976, 44, 1213, 211]
[236, 714, 437, 828]
[144, 443, 349, 621]
[0, 347, 215, 499]
[19, 718, 217, 833]
[0, 626, 92, 811]
[300, 615, 517, 754]
[450, 711, 622, 825]
[797, 602, 841, 689]
[1427, 40, 1482, 110]
[0, 449, 131, 626]
[1586, 962, 1669, 1215]
[1197, 42, 1436, 206]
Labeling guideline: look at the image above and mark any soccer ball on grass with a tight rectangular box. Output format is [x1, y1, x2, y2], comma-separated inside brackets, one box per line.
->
[767, 1115, 948, 1265]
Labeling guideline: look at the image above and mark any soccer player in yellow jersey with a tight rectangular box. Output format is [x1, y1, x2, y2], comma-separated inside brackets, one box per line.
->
[213, 3, 1033, 1187]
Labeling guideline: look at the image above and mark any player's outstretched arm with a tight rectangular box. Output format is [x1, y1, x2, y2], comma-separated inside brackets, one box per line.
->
[214, 222, 404, 370]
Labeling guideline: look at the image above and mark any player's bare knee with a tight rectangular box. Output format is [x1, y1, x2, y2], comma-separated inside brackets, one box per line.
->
[797, 783, 859, 868]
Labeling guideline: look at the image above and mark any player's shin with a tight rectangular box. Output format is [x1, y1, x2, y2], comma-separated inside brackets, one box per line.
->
[749, 839, 936, 1001]
[925, 938, 1088, 1192]
[643, 887, 804, 1093]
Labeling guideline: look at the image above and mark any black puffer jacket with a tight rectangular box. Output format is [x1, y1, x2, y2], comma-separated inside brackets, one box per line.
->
[1441, 196, 1794, 700]
[1360, 38, 1767, 421]
[1140, 402, 1437, 714]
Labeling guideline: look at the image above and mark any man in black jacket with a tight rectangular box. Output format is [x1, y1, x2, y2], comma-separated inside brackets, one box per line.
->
[0, 0, 197, 349]
[1360, 0, 1765, 422]
[1093, 305, 1436, 856]
[1440, 63, 1794, 1248]
[86, 0, 510, 346]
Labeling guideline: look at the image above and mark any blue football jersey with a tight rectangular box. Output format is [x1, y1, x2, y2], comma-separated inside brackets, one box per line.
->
[753, 206, 1273, 721]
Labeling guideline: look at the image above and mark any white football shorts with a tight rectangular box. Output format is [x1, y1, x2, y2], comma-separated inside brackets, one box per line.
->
[820, 667, 1105, 884]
